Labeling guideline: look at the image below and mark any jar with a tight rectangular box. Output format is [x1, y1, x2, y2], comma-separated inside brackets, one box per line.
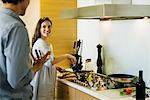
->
[85, 58, 92, 71]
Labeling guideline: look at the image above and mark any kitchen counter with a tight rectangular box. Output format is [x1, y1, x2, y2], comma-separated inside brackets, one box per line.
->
[57, 78, 150, 100]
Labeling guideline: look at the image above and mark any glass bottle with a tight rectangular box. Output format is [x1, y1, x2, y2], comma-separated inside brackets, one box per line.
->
[85, 58, 92, 70]
[136, 70, 145, 100]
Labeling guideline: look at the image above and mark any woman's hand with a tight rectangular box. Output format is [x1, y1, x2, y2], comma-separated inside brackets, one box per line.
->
[31, 51, 51, 74]
[56, 66, 66, 73]
[67, 54, 77, 64]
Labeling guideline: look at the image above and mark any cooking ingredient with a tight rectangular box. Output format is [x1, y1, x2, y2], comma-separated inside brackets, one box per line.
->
[87, 73, 93, 87]
[120, 87, 135, 95]
[136, 70, 145, 100]
[87, 73, 93, 82]
[126, 88, 133, 94]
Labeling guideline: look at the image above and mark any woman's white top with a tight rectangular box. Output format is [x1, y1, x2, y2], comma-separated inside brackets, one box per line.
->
[31, 38, 56, 100]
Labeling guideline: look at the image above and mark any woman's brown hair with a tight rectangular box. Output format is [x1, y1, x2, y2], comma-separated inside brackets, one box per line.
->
[32, 17, 52, 47]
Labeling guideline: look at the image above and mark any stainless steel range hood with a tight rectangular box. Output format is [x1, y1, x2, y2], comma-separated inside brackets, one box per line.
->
[61, 4, 150, 20]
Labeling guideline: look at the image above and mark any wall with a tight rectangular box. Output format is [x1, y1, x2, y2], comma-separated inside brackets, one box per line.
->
[77, 19, 102, 72]
[77, 0, 95, 7]
[0, 0, 40, 45]
[21, 0, 40, 43]
[132, 0, 150, 4]
[77, 0, 150, 87]
[0, 1, 2, 8]
[100, 19, 150, 87]
[1, 0, 77, 67]
[77, 0, 111, 72]
[41, 0, 77, 67]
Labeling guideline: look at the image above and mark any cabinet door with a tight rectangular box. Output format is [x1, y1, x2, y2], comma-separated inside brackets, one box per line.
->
[57, 81, 69, 100]
[68, 86, 76, 100]
[56, 81, 76, 100]
[56, 80, 98, 100]
[75, 89, 98, 100]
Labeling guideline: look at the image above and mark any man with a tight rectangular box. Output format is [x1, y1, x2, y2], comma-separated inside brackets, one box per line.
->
[0, 0, 50, 99]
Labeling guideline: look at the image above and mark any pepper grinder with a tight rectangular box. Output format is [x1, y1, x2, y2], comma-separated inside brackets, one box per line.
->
[97, 44, 103, 74]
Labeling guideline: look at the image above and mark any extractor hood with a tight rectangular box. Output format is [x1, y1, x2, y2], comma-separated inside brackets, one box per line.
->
[61, 4, 150, 20]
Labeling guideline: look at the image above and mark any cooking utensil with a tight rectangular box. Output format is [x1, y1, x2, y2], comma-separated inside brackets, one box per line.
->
[107, 74, 138, 89]
[108, 74, 136, 83]
[71, 40, 83, 72]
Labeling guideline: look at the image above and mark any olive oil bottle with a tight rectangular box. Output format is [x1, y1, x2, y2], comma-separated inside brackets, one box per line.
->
[136, 70, 145, 100]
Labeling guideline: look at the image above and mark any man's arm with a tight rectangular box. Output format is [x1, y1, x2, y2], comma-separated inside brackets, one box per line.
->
[4, 25, 32, 89]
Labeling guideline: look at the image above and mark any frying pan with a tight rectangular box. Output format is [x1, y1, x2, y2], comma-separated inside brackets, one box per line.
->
[107, 74, 136, 83]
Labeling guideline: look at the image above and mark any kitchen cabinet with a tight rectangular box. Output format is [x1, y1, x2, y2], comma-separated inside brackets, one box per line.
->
[75, 89, 98, 100]
[56, 80, 97, 100]
[56, 78, 150, 100]
[41, 0, 77, 67]
[56, 81, 76, 100]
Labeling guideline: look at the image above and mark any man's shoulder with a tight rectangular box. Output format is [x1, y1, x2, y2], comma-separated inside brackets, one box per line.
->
[0, 11, 24, 28]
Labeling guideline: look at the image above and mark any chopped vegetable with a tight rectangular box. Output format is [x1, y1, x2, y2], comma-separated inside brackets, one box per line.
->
[120, 87, 135, 96]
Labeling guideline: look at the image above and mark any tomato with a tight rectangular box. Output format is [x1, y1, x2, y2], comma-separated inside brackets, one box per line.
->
[126, 88, 133, 94]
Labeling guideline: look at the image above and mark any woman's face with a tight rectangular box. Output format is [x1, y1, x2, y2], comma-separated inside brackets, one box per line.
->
[40, 20, 52, 38]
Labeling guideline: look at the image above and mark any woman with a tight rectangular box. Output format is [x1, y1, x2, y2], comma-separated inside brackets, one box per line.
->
[31, 17, 76, 100]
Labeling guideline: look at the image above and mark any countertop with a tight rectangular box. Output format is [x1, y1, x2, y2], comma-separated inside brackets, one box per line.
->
[57, 78, 150, 100]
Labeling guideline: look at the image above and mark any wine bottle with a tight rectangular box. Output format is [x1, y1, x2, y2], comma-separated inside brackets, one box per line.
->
[136, 70, 145, 100]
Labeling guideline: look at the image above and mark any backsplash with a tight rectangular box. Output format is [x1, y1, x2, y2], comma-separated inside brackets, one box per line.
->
[77, 19, 150, 87]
